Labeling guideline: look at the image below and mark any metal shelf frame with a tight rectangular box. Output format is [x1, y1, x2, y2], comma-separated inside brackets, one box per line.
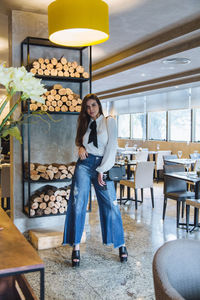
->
[21, 37, 92, 217]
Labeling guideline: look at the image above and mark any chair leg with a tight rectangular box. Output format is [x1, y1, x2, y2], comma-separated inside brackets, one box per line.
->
[150, 187, 154, 208]
[181, 201, 185, 218]
[141, 188, 143, 203]
[157, 170, 159, 183]
[122, 185, 125, 197]
[163, 196, 167, 220]
[7, 197, 10, 210]
[120, 185, 123, 205]
[176, 201, 181, 228]
[186, 204, 190, 232]
[1, 197, 4, 209]
[120, 185, 125, 197]
[134, 189, 138, 210]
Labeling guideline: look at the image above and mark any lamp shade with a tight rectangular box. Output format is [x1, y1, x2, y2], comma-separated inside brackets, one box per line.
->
[48, 0, 109, 47]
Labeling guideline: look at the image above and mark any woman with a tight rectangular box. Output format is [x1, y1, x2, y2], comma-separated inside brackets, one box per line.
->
[63, 93, 128, 267]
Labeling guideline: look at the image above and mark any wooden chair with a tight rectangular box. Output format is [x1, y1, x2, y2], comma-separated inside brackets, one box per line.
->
[133, 151, 148, 161]
[185, 198, 200, 232]
[190, 153, 200, 159]
[130, 151, 148, 174]
[120, 161, 154, 209]
[155, 150, 171, 182]
[194, 159, 200, 171]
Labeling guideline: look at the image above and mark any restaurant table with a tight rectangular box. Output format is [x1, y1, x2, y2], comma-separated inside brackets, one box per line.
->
[0, 207, 45, 299]
[116, 160, 137, 179]
[118, 150, 158, 161]
[164, 171, 200, 230]
[148, 151, 157, 161]
[117, 150, 138, 160]
[164, 158, 196, 166]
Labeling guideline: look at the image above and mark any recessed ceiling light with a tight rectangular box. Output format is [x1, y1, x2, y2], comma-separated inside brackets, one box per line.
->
[175, 86, 179, 89]
[162, 58, 191, 65]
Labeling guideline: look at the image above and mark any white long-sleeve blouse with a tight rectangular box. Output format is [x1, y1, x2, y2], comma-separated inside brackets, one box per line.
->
[82, 114, 117, 173]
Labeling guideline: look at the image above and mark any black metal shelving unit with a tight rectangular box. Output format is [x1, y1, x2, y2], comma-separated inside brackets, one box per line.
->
[21, 37, 92, 218]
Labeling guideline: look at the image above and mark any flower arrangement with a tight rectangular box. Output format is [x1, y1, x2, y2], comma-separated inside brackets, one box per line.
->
[0, 65, 47, 143]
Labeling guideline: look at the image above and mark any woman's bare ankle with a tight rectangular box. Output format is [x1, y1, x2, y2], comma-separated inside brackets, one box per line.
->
[73, 244, 80, 251]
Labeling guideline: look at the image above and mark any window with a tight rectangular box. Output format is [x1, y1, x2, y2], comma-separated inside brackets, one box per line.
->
[169, 109, 191, 141]
[117, 114, 130, 138]
[148, 111, 166, 140]
[194, 108, 200, 142]
[131, 113, 146, 139]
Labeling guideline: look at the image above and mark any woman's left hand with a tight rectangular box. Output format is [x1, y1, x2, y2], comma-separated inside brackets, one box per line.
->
[98, 172, 106, 187]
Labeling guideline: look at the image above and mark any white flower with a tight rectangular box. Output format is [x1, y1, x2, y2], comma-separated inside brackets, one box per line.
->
[0, 65, 48, 142]
[0, 65, 15, 89]
[0, 65, 46, 103]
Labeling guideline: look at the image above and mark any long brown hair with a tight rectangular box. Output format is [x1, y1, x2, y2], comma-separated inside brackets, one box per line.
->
[75, 93, 103, 147]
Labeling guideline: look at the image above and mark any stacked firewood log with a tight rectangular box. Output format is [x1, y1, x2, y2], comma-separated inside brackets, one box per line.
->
[30, 57, 89, 79]
[24, 162, 75, 181]
[28, 185, 70, 217]
[29, 84, 82, 113]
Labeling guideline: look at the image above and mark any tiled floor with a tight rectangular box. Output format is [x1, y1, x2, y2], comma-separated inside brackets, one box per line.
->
[26, 182, 200, 300]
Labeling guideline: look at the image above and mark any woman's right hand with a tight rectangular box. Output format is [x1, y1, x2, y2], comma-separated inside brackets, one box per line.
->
[78, 146, 88, 160]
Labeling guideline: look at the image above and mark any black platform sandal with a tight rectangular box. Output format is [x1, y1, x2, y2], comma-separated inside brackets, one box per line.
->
[72, 250, 80, 267]
[119, 246, 128, 263]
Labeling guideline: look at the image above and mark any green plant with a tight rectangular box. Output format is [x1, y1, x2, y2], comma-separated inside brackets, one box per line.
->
[0, 64, 46, 143]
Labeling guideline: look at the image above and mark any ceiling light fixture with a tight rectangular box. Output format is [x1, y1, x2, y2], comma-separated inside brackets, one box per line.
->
[162, 58, 191, 65]
[48, 0, 109, 47]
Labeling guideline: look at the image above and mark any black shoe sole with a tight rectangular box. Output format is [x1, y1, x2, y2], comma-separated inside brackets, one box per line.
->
[72, 261, 80, 267]
[120, 257, 128, 263]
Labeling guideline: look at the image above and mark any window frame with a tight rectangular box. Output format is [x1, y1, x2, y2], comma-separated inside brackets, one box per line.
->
[168, 108, 192, 142]
[130, 112, 147, 140]
[117, 114, 131, 139]
[147, 110, 167, 141]
[115, 106, 200, 144]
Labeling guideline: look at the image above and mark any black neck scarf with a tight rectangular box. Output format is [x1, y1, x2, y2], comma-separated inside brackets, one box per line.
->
[88, 120, 98, 148]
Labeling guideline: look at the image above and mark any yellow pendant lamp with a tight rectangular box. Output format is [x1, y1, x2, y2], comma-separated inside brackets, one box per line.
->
[48, 0, 109, 47]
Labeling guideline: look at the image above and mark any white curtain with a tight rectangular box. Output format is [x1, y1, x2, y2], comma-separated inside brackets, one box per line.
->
[104, 87, 200, 115]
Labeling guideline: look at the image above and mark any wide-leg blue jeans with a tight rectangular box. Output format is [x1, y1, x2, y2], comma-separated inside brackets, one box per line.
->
[63, 154, 125, 248]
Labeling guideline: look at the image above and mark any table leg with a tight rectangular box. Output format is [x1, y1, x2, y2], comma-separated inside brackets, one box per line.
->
[186, 204, 190, 232]
[127, 164, 130, 199]
[195, 181, 200, 199]
[194, 182, 200, 228]
[194, 207, 199, 228]
[40, 268, 45, 300]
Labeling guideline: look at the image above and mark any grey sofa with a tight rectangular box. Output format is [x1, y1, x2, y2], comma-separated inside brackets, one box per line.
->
[153, 239, 200, 300]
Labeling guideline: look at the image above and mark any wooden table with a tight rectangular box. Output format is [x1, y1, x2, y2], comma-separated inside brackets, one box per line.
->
[0, 208, 45, 299]
[164, 172, 200, 230]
